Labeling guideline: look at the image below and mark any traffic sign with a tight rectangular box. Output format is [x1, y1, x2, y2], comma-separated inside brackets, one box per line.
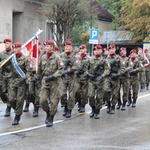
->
[89, 29, 99, 44]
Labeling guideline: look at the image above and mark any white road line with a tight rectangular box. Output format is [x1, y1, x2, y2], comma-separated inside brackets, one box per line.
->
[0, 120, 64, 137]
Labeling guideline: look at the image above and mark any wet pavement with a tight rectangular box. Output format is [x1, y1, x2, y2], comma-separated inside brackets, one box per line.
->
[0, 89, 150, 150]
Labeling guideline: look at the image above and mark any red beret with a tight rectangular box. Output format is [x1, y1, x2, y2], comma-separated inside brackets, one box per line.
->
[80, 44, 86, 49]
[38, 41, 42, 45]
[12, 42, 22, 48]
[4, 38, 12, 43]
[44, 40, 54, 46]
[120, 47, 126, 51]
[54, 46, 60, 51]
[64, 40, 72, 46]
[109, 43, 116, 49]
[130, 49, 137, 54]
[93, 44, 102, 50]
[144, 48, 148, 53]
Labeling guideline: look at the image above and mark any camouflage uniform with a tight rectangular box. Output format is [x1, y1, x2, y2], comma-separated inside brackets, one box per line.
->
[38, 52, 61, 126]
[88, 55, 110, 118]
[59, 52, 80, 118]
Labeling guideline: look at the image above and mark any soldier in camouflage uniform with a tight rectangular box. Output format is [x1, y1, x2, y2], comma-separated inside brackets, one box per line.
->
[9, 42, 30, 125]
[117, 47, 131, 110]
[128, 49, 142, 107]
[38, 40, 61, 127]
[59, 40, 80, 118]
[74, 44, 89, 113]
[143, 49, 150, 90]
[106, 43, 124, 114]
[0, 38, 13, 117]
[88, 45, 110, 119]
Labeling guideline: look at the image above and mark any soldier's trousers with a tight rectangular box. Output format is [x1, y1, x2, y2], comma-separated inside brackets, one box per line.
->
[75, 79, 88, 106]
[88, 81, 104, 110]
[8, 78, 26, 115]
[118, 78, 130, 104]
[145, 70, 150, 84]
[139, 71, 145, 87]
[59, 78, 75, 110]
[40, 78, 59, 116]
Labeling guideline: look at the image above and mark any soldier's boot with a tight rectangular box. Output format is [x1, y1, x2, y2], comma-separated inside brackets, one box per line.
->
[45, 111, 50, 124]
[146, 83, 149, 90]
[121, 102, 126, 111]
[132, 99, 136, 108]
[62, 105, 67, 116]
[4, 106, 11, 117]
[89, 106, 95, 118]
[116, 103, 122, 109]
[109, 105, 115, 114]
[127, 97, 132, 107]
[94, 109, 100, 119]
[140, 85, 143, 92]
[12, 115, 21, 126]
[23, 102, 30, 112]
[106, 102, 111, 113]
[79, 105, 85, 113]
[66, 109, 72, 118]
[33, 106, 39, 117]
[77, 101, 81, 111]
[46, 115, 54, 127]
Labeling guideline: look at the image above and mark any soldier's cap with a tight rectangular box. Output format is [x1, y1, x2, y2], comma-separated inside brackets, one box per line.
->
[93, 44, 102, 50]
[120, 47, 126, 51]
[12, 42, 22, 48]
[144, 48, 148, 53]
[64, 40, 72, 46]
[54, 46, 60, 51]
[4, 38, 12, 43]
[109, 43, 116, 49]
[43, 40, 54, 46]
[79, 44, 86, 49]
[130, 49, 137, 54]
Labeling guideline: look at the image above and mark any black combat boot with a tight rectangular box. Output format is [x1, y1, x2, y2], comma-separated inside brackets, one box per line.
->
[106, 102, 111, 113]
[121, 102, 126, 111]
[4, 106, 11, 117]
[116, 99, 122, 109]
[46, 115, 54, 127]
[79, 105, 85, 113]
[12, 115, 21, 125]
[66, 109, 72, 118]
[146, 83, 149, 90]
[132, 99, 136, 108]
[94, 109, 100, 119]
[62, 105, 67, 116]
[77, 101, 81, 111]
[23, 102, 30, 112]
[89, 106, 95, 118]
[45, 111, 50, 124]
[33, 106, 39, 117]
[109, 105, 115, 114]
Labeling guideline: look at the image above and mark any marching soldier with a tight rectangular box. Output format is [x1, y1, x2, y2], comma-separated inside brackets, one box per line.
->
[59, 40, 80, 118]
[88, 44, 110, 119]
[0, 38, 13, 117]
[106, 43, 124, 114]
[75, 44, 89, 113]
[9, 42, 30, 125]
[38, 40, 61, 127]
[128, 49, 142, 107]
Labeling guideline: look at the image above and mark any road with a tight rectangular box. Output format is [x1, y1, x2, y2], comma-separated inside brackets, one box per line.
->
[0, 89, 150, 150]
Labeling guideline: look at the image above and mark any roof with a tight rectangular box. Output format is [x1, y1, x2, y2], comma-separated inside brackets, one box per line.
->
[91, 0, 114, 22]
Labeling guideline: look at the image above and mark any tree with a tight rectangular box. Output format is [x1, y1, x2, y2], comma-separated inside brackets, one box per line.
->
[119, 0, 150, 43]
[40, 0, 92, 50]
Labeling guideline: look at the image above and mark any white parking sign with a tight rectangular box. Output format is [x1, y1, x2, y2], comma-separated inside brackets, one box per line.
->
[89, 29, 99, 44]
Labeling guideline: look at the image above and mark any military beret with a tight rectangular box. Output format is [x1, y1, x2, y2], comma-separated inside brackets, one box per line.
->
[130, 49, 137, 54]
[38, 41, 42, 45]
[12, 42, 22, 48]
[4, 38, 12, 43]
[79, 44, 86, 49]
[64, 40, 72, 46]
[54, 46, 60, 51]
[109, 43, 116, 49]
[93, 44, 102, 50]
[43, 40, 54, 46]
[144, 48, 148, 53]
[120, 47, 126, 51]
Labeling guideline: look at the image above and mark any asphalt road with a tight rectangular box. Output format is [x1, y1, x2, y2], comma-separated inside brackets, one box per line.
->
[0, 89, 150, 150]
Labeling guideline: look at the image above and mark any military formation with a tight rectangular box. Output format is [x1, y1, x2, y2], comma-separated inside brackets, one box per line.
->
[0, 38, 150, 127]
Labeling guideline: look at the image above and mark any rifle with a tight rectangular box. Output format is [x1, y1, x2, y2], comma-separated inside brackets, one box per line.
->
[129, 60, 138, 76]
[62, 60, 72, 77]
[75, 62, 86, 77]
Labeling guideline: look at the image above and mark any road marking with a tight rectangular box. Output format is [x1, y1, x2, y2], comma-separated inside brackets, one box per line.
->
[138, 93, 150, 99]
[0, 120, 63, 137]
